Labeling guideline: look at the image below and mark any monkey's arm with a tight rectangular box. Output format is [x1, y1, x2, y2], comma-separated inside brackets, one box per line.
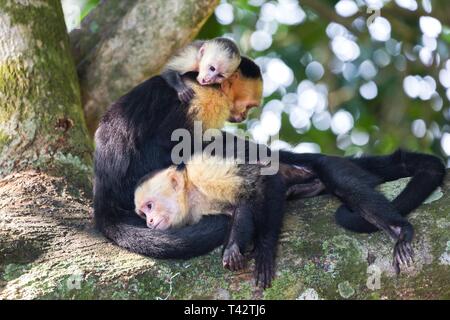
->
[161, 69, 195, 104]
[222, 173, 286, 289]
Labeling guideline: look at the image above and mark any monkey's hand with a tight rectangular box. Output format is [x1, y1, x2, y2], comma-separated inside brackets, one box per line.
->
[392, 224, 414, 275]
[177, 85, 195, 104]
[254, 250, 275, 289]
[222, 242, 246, 271]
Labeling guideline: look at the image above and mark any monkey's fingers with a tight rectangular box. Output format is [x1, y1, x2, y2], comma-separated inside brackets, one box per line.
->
[255, 264, 273, 289]
[232, 250, 246, 271]
[393, 259, 401, 276]
[254, 254, 275, 289]
[393, 240, 414, 274]
[222, 243, 245, 271]
[178, 88, 195, 104]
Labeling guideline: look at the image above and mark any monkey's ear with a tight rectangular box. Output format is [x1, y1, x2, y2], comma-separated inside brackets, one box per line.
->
[169, 171, 185, 191]
[199, 45, 206, 58]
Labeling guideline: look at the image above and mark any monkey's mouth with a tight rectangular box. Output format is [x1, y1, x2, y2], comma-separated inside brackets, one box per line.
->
[198, 77, 213, 85]
[151, 217, 170, 230]
[228, 115, 245, 123]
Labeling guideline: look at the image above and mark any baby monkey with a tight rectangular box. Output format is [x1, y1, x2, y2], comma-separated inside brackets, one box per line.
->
[162, 37, 241, 103]
[134, 154, 286, 289]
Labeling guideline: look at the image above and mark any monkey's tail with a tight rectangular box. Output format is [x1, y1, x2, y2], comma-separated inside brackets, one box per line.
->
[97, 210, 230, 259]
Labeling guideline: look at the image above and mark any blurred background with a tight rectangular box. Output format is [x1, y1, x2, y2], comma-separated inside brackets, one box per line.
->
[63, 0, 450, 166]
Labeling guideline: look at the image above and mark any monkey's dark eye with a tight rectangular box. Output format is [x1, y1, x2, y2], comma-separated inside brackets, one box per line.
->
[209, 66, 216, 72]
[147, 202, 153, 211]
[217, 74, 224, 78]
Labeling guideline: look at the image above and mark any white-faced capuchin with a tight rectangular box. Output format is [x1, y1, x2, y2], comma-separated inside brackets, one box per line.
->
[161, 37, 241, 103]
[134, 154, 286, 288]
[95, 55, 446, 281]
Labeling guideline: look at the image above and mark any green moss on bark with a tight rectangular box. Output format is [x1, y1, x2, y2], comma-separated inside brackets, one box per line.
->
[0, 0, 92, 186]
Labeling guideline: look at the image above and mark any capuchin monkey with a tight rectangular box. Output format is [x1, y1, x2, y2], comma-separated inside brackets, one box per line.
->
[134, 154, 286, 288]
[162, 37, 241, 103]
[94, 57, 266, 261]
[94, 56, 445, 278]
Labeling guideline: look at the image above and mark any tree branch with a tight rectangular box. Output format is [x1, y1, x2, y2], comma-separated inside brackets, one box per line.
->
[70, 0, 219, 134]
[1, 171, 449, 299]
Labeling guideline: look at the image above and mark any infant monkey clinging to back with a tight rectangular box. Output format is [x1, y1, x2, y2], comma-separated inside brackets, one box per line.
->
[134, 154, 286, 289]
[161, 37, 241, 103]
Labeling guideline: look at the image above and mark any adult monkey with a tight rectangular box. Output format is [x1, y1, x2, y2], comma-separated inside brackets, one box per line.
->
[94, 57, 445, 272]
[94, 58, 265, 259]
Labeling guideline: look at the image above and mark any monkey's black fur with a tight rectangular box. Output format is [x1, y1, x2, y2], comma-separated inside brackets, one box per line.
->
[94, 74, 232, 259]
[278, 150, 445, 271]
[94, 58, 446, 271]
[220, 167, 286, 288]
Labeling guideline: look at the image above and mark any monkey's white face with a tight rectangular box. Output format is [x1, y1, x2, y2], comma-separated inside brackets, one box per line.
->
[135, 197, 177, 230]
[197, 58, 230, 85]
[134, 170, 188, 230]
[197, 44, 240, 85]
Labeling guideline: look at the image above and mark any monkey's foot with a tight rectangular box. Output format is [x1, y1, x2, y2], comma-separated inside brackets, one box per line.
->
[393, 239, 414, 274]
[178, 87, 195, 104]
[223, 243, 246, 271]
[254, 253, 275, 289]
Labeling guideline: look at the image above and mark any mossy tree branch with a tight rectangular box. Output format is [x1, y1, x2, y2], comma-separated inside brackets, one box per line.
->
[1, 173, 448, 299]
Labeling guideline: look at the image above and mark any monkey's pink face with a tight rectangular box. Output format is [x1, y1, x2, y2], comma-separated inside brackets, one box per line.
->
[197, 63, 227, 85]
[136, 199, 176, 230]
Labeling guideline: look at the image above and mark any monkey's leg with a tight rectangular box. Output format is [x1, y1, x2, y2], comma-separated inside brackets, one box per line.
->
[222, 204, 255, 272]
[349, 149, 446, 215]
[252, 174, 286, 289]
[161, 70, 195, 104]
[314, 156, 414, 274]
[336, 149, 446, 233]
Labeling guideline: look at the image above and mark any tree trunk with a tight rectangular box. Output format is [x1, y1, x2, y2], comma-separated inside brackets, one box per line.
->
[70, 0, 219, 134]
[0, 0, 92, 180]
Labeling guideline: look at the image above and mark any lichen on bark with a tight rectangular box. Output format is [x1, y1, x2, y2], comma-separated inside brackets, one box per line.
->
[0, 0, 92, 184]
